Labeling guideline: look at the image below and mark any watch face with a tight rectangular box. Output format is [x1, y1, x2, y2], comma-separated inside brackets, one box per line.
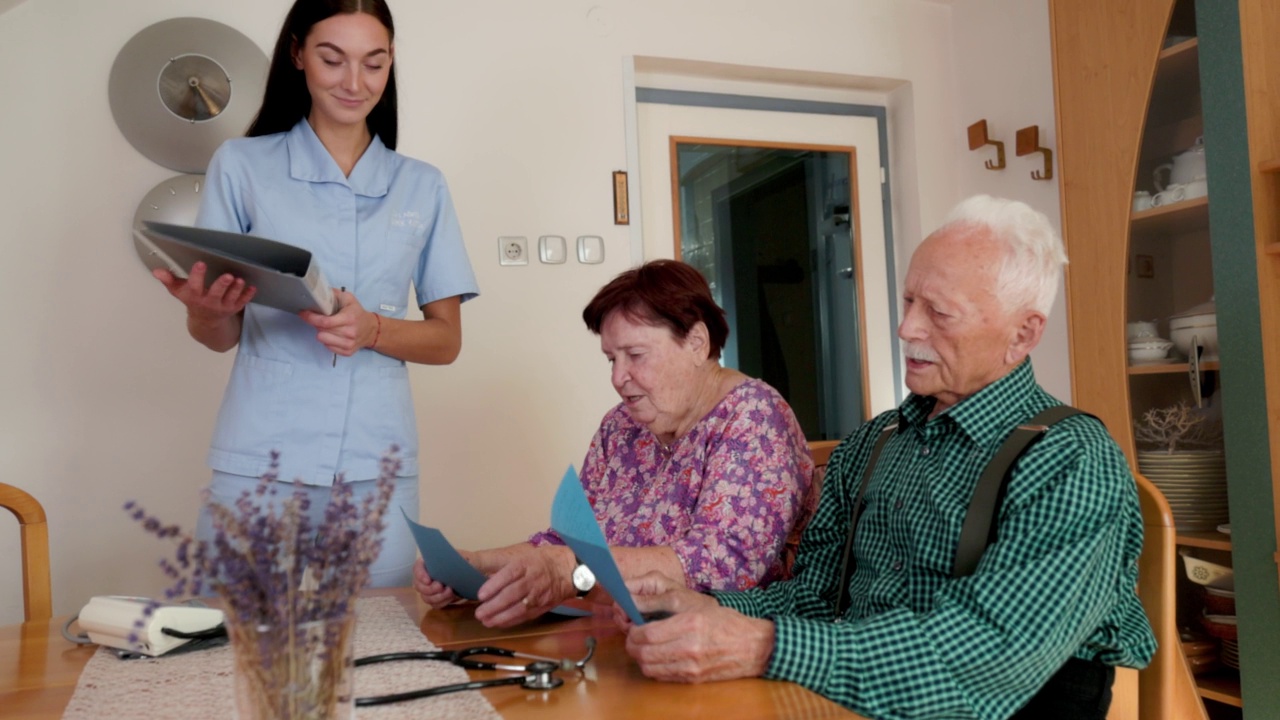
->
[572, 563, 596, 592]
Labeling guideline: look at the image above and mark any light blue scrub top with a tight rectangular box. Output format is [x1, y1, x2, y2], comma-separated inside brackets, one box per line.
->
[195, 119, 479, 485]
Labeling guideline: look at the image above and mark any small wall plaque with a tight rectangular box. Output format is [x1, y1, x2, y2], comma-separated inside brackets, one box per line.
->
[612, 171, 630, 225]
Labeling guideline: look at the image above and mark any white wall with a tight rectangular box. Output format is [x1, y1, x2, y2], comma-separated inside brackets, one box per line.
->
[0, 0, 1065, 624]
[949, 0, 1072, 402]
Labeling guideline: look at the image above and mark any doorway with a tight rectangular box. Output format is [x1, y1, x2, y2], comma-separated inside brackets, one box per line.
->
[673, 139, 864, 440]
[637, 98, 897, 432]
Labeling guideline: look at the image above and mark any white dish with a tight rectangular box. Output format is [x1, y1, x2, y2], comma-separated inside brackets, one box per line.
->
[1129, 345, 1172, 363]
[1180, 551, 1234, 589]
[1217, 523, 1231, 535]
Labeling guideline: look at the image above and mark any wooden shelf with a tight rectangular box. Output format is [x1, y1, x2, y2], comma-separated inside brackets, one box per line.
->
[1128, 360, 1220, 375]
[1151, 38, 1202, 125]
[1258, 158, 1280, 173]
[1159, 37, 1199, 60]
[1197, 670, 1243, 707]
[1177, 531, 1233, 551]
[1131, 196, 1210, 236]
[1265, 242, 1280, 256]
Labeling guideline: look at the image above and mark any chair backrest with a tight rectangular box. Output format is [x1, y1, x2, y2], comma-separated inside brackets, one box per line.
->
[781, 440, 840, 577]
[0, 482, 52, 621]
[1129, 474, 1207, 720]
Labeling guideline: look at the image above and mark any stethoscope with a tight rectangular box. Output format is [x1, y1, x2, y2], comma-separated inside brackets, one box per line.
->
[353, 637, 597, 707]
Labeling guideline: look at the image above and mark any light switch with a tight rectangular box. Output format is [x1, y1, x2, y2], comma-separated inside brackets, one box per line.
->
[577, 235, 604, 264]
[538, 235, 567, 264]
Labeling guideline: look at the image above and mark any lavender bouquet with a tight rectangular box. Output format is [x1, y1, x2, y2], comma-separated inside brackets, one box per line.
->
[126, 450, 398, 720]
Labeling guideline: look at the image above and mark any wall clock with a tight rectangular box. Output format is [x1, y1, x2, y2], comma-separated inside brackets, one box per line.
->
[131, 174, 204, 273]
[109, 17, 267, 174]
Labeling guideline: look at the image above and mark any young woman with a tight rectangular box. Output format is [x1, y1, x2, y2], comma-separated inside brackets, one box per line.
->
[153, 0, 477, 587]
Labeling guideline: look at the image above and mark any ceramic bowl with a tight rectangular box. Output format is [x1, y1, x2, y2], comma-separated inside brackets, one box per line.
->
[1202, 586, 1237, 615]
[1199, 614, 1238, 642]
[1170, 325, 1218, 359]
[1128, 340, 1174, 363]
[1126, 320, 1159, 342]
[1180, 551, 1234, 589]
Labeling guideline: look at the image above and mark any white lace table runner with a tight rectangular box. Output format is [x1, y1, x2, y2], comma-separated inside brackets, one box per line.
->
[62, 596, 501, 719]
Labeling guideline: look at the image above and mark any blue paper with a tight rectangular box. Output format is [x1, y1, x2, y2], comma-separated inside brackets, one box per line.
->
[550, 466, 647, 625]
[403, 509, 592, 618]
[403, 509, 486, 600]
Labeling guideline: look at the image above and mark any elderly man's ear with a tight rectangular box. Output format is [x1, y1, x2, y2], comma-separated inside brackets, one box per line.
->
[1005, 311, 1047, 366]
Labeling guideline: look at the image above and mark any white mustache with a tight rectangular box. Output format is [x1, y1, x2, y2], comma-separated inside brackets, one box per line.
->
[903, 342, 940, 363]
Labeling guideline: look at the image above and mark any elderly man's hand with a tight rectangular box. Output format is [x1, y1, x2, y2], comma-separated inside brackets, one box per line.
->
[625, 603, 775, 683]
[612, 571, 716, 629]
[619, 571, 773, 683]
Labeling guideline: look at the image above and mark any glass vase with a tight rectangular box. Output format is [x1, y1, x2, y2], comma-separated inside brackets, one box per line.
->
[227, 612, 356, 720]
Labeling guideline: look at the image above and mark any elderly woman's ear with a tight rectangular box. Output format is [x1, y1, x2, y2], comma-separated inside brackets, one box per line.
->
[686, 322, 712, 362]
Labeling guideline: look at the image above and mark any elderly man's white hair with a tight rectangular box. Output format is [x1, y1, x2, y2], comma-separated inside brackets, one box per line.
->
[936, 195, 1068, 317]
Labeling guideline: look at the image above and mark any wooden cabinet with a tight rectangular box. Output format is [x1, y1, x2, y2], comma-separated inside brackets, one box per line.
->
[1050, 0, 1280, 718]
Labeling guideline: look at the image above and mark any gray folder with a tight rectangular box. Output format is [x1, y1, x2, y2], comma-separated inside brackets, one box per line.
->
[135, 221, 335, 315]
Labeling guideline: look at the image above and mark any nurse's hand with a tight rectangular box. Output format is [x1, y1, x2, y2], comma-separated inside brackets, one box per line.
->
[413, 557, 462, 609]
[301, 289, 377, 356]
[473, 545, 576, 629]
[153, 262, 255, 322]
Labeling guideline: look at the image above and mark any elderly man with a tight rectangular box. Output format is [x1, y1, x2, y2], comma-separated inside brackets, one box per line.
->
[623, 196, 1156, 720]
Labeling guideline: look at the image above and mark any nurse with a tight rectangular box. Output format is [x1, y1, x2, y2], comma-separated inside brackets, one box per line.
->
[152, 0, 477, 587]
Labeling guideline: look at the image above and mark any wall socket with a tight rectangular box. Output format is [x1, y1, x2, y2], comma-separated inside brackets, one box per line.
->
[498, 236, 528, 266]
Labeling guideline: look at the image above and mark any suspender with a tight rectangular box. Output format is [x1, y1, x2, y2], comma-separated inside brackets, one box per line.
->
[834, 423, 897, 616]
[834, 405, 1093, 617]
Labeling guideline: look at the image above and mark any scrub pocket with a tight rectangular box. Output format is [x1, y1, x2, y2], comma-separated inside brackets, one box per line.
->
[209, 354, 294, 459]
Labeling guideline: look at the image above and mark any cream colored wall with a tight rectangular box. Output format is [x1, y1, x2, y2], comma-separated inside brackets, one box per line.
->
[0, 0, 1065, 625]
[949, 0, 1072, 402]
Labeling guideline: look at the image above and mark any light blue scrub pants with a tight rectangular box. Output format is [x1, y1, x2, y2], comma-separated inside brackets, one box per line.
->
[194, 470, 420, 588]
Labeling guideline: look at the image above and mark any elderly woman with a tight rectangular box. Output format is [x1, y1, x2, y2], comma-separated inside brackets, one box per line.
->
[414, 260, 813, 627]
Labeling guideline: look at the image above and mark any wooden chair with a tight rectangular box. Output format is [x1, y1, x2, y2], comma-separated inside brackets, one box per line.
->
[781, 440, 841, 576]
[0, 483, 52, 621]
[1126, 474, 1207, 720]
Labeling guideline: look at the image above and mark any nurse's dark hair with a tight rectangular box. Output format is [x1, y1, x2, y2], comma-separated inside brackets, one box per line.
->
[246, 0, 399, 149]
[582, 260, 729, 360]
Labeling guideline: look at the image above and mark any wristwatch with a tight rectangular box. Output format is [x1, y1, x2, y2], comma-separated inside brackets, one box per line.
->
[571, 558, 596, 597]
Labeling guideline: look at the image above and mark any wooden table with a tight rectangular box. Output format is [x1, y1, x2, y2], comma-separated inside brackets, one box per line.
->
[0, 589, 861, 719]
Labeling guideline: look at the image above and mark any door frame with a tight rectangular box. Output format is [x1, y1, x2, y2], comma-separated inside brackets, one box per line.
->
[628, 86, 903, 406]
[668, 136, 871, 423]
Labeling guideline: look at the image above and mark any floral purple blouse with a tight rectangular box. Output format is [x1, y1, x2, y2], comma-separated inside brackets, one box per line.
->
[529, 379, 813, 591]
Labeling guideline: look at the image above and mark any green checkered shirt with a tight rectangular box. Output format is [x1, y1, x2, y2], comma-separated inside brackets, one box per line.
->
[713, 360, 1156, 720]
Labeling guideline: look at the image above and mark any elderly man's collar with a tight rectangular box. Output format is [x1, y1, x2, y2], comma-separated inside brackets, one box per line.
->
[898, 359, 1041, 446]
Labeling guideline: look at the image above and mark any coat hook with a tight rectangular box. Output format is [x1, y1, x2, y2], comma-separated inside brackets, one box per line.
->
[967, 120, 1005, 170]
[1016, 125, 1054, 181]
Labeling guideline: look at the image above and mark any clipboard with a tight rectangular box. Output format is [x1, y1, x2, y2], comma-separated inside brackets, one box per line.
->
[135, 221, 336, 315]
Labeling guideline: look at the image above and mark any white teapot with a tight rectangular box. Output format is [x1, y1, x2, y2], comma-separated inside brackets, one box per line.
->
[1154, 137, 1207, 191]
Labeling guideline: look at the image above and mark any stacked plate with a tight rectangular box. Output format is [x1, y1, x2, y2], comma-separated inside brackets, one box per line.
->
[1136, 450, 1229, 531]
[1222, 638, 1240, 670]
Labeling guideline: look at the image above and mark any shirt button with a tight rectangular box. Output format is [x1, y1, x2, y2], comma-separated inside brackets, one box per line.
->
[920, 446, 931, 457]
[892, 561, 903, 571]
[894, 499, 904, 510]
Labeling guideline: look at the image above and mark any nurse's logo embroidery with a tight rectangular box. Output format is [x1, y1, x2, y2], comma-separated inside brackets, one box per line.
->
[390, 210, 425, 231]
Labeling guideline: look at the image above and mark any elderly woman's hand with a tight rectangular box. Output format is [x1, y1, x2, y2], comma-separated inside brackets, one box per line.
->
[473, 545, 576, 628]
[412, 557, 462, 609]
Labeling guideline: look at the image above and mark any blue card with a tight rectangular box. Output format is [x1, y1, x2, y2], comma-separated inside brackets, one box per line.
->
[403, 509, 591, 618]
[403, 509, 486, 600]
[550, 466, 647, 625]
